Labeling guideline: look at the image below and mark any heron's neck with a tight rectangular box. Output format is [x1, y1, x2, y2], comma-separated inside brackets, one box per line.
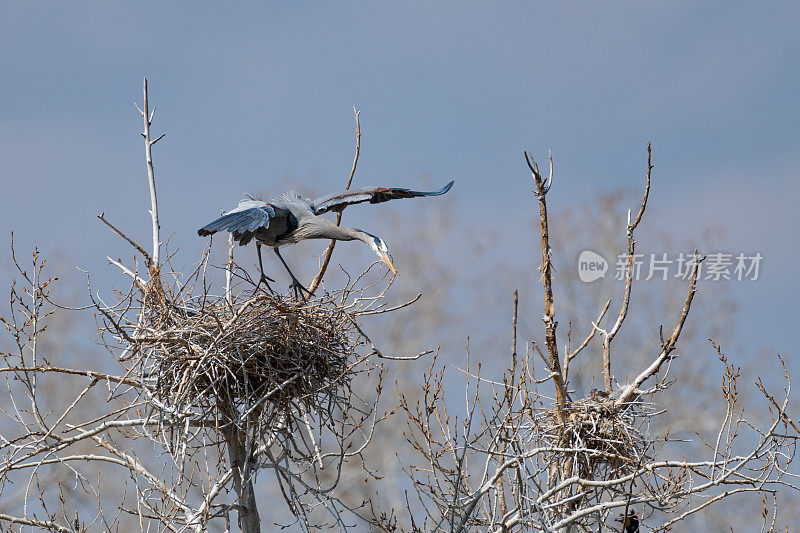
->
[305, 220, 372, 244]
[338, 226, 375, 246]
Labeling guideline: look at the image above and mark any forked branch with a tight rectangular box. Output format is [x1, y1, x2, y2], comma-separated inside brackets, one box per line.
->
[600, 142, 652, 393]
[525, 150, 567, 421]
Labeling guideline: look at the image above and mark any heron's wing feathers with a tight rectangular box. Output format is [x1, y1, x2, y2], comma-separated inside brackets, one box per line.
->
[198, 203, 283, 246]
[312, 181, 454, 215]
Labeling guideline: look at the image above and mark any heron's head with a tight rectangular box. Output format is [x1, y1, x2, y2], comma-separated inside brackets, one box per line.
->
[364, 233, 396, 274]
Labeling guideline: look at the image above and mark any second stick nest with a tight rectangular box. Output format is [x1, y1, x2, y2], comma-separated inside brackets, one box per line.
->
[541, 392, 646, 479]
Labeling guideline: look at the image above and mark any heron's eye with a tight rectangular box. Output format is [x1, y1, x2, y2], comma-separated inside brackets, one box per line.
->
[373, 237, 387, 252]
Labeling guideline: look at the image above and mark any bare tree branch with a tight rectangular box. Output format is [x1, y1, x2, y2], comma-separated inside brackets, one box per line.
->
[139, 77, 161, 270]
[599, 142, 652, 393]
[307, 106, 361, 294]
[525, 150, 567, 422]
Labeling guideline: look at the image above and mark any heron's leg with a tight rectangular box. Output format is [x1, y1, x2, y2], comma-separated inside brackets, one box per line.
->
[274, 247, 314, 301]
[254, 243, 276, 294]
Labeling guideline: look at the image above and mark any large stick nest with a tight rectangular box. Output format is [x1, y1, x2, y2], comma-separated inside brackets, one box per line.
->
[135, 287, 363, 424]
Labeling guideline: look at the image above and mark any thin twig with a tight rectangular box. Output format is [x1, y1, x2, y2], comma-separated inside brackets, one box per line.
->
[307, 107, 361, 294]
[98, 213, 152, 265]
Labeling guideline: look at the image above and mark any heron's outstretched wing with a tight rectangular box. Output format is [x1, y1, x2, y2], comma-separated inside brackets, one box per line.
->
[198, 201, 291, 246]
[312, 180, 454, 215]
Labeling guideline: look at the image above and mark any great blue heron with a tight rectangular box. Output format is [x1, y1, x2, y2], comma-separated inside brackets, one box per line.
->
[198, 181, 454, 298]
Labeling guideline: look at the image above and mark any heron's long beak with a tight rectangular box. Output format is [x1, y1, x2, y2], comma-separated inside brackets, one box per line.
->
[380, 252, 397, 274]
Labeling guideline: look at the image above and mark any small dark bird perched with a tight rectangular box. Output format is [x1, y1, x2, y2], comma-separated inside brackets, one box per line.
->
[616, 511, 639, 533]
[198, 181, 454, 299]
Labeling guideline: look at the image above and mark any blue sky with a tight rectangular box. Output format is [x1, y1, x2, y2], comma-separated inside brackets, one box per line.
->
[1, 3, 798, 374]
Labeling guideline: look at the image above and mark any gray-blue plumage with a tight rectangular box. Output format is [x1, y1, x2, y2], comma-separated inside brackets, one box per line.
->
[312, 181, 453, 215]
[199, 198, 294, 247]
[198, 181, 454, 298]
